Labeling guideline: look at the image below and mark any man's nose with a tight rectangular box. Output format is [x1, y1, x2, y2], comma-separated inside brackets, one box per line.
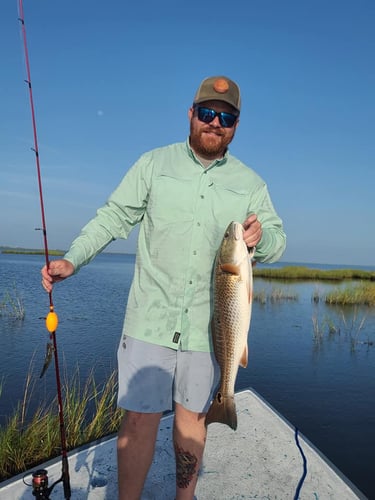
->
[210, 115, 222, 127]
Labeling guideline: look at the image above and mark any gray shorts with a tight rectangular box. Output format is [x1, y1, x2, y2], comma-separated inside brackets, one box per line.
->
[117, 336, 220, 413]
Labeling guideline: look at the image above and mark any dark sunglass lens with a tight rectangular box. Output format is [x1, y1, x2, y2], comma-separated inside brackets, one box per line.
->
[219, 112, 237, 128]
[196, 107, 237, 127]
[197, 107, 215, 123]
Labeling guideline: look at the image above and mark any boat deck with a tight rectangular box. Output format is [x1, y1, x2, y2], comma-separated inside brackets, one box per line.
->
[0, 389, 367, 499]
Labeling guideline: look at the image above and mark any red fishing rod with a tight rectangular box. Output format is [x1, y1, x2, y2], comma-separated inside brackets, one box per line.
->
[18, 1, 71, 498]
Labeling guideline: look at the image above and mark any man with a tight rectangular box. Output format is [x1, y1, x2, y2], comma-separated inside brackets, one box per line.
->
[41, 76, 286, 500]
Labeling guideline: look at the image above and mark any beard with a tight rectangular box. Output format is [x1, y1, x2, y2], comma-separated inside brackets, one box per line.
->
[189, 121, 235, 160]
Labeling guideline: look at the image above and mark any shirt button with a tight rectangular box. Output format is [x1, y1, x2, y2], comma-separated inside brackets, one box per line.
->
[193, 250, 197, 255]
[185, 308, 189, 313]
[200, 195, 204, 199]
[197, 222, 201, 226]
[189, 280, 193, 284]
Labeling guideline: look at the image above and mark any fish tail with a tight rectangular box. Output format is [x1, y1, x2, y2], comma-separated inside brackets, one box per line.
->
[205, 393, 237, 430]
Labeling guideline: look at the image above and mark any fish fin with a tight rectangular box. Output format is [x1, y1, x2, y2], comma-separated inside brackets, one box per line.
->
[239, 343, 248, 368]
[220, 263, 240, 275]
[205, 393, 237, 430]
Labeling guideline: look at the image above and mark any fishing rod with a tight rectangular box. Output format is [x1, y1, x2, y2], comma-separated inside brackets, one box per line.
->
[18, 1, 71, 498]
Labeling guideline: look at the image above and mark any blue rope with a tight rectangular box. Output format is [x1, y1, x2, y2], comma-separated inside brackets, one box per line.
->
[294, 427, 307, 500]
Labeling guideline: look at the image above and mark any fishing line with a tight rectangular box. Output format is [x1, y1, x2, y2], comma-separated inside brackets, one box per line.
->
[17, 1, 71, 498]
[293, 427, 307, 500]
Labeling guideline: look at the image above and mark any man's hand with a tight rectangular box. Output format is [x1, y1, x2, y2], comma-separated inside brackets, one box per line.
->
[243, 214, 262, 249]
[41, 259, 75, 293]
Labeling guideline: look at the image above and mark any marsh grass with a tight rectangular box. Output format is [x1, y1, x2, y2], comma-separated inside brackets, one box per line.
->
[253, 287, 298, 304]
[0, 285, 25, 320]
[2, 249, 65, 256]
[254, 266, 375, 282]
[312, 308, 372, 351]
[0, 368, 123, 481]
[340, 309, 371, 351]
[325, 283, 375, 306]
[312, 314, 341, 344]
[254, 269, 375, 307]
[311, 283, 375, 307]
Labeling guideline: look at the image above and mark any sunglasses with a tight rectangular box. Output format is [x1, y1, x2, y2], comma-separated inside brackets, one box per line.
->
[195, 106, 238, 128]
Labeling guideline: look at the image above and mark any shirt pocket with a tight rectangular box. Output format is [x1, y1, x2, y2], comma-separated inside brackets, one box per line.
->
[210, 182, 250, 226]
[148, 173, 196, 224]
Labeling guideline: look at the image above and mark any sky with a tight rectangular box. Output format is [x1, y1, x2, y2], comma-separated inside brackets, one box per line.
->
[1, 0, 374, 266]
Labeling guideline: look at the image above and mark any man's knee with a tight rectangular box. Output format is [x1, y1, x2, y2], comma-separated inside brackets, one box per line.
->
[119, 410, 162, 439]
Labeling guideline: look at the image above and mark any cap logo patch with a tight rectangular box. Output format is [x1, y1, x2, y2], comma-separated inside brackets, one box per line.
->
[213, 78, 229, 94]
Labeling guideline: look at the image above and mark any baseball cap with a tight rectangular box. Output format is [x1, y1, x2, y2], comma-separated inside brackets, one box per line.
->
[193, 76, 241, 112]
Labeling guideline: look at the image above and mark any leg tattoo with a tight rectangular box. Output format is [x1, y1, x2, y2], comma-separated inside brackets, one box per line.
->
[175, 444, 198, 489]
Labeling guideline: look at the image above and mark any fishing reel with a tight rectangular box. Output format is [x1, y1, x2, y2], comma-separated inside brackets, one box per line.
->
[31, 469, 51, 499]
[26, 465, 71, 499]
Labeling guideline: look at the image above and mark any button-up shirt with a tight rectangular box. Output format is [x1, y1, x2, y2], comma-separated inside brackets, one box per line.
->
[64, 139, 286, 351]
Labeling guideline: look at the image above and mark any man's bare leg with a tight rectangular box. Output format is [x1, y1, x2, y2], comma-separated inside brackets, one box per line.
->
[117, 410, 162, 500]
[173, 403, 207, 500]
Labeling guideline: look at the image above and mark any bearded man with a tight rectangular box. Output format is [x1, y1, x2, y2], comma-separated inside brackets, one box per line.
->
[42, 76, 286, 500]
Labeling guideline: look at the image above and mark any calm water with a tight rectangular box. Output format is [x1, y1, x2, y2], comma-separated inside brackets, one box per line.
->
[0, 253, 374, 498]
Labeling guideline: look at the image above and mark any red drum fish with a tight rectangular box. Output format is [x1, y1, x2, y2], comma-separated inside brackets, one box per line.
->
[206, 221, 254, 430]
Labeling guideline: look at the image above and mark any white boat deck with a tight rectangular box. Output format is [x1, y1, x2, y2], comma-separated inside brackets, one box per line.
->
[0, 389, 367, 499]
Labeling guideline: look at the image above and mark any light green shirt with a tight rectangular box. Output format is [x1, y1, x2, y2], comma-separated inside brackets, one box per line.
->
[64, 140, 286, 351]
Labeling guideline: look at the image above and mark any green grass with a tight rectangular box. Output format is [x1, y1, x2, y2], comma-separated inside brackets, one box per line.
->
[1, 249, 65, 256]
[325, 283, 375, 306]
[311, 309, 372, 351]
[253, 287, 298, 304]
[311, 282, 375, 307]
[0, 285, 25, 320]
[253, 266, 375, 282]
[253, 267, 375, 306]
[0, 368, 123, 481]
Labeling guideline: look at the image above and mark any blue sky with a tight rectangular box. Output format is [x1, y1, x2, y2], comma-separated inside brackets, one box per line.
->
[1, 0, 374, 266]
